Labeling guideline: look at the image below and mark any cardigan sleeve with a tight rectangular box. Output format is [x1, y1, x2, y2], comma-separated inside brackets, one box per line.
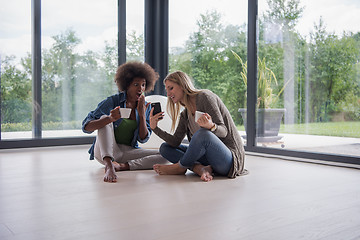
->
[197, 91, 228, 138]
[152, 110, 188, 147]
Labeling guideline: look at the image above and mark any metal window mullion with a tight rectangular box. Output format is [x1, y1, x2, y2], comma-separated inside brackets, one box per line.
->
[246, 0, 258, 149]
[0, 57, 2, 140]
[144, 0, 168, 96]
[31, 0, 42, 139]
[118, 0, 126, 66]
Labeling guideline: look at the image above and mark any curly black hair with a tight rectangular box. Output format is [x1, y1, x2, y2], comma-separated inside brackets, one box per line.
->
[114, 62, 159, 92]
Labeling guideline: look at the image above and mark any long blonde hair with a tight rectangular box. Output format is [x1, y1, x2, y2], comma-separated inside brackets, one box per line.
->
[164, 71, 201, 132]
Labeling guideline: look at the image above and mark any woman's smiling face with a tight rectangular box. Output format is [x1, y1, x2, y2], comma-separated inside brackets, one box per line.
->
[165, 80, 184, 104]
[127, 77, 146, 101]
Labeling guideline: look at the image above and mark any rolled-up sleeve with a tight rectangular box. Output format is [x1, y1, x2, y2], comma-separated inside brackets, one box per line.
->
[81, 97, 114, 134]
[82, 112, 96, 134]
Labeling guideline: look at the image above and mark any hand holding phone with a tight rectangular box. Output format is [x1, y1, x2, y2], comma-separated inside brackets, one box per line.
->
[151, 102, 163, 119]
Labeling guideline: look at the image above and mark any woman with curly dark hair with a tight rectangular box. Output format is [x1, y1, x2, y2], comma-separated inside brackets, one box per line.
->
[82, 62, 169, 183]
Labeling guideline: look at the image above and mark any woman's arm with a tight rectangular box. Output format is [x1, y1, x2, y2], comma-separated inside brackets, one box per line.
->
[84, 106, 121, 132]
[151, 110, 187, 147]
[197, 91, 228, 138]
[137, 95, 150, 140]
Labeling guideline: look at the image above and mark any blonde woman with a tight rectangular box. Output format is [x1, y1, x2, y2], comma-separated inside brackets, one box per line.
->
[150, 71, 247, 182]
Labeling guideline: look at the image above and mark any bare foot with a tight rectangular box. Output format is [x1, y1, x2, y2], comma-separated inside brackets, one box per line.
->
[104, 162, 117, 183]
[153, 163, 187, 175]
[112, 162, 130, 171]
[193, 164, 213, 182]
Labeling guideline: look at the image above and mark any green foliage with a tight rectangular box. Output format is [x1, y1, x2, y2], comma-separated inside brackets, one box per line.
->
[309, 18, 359, 122]
[178, 10, 247, 124]
[1, 56, 32, 123]
[231, 51, 288, 109]
[264, 0, 305, 30]
[169, 48, 192, 73]
[1, 122, 31, 131]
[1, 121, 81, 132]
[238, 121, 360, 138]
[280, 121, 360, 138]
[1, 28, 144, 128]
[126, 30, 144, 62]
[102, 40, 118, 79]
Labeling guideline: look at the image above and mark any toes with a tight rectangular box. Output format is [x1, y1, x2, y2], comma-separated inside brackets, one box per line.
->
[201, 173, 213, 182]
[104, 177, 117, 183]
[104, 171, 117, 183]
[153, 165, 160, 174]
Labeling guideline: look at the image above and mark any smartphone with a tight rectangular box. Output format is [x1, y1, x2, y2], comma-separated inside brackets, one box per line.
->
[151, 102, 163, 119]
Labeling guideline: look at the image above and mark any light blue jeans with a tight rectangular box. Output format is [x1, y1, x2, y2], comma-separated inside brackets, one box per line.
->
[159, 128, 233, 176]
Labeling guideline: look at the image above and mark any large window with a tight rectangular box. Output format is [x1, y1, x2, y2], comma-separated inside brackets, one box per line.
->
[169, 0, 248, 127]
[126, 0, 144, 61]
[0, 0, 118, 140]
[40, 0, 118, 139]
[256, 0, 360, 158]
[0, 0, 32, 140]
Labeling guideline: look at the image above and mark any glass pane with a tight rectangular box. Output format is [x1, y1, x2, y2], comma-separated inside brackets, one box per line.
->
[169, 0, 248, 141]
[0, 0, 32, 140]
[41, 0, 117, 138]
[257, 0, 360, 157]
[127, 0, 144, 61]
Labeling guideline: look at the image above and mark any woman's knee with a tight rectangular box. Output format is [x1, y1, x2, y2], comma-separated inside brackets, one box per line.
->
[196, 128, 210, 135]
[191, 128, 213, 144]
[159, 142, 171, 156]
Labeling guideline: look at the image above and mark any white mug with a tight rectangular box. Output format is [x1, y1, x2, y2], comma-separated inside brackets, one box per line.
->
[195, 111, 205, 122]
[119, 108, 131, 118]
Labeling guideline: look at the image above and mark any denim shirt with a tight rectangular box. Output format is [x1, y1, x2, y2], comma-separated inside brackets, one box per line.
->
[82, 92, 152, 160]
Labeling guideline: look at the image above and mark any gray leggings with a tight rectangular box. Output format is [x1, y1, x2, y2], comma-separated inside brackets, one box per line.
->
[94, 117, 168, 170]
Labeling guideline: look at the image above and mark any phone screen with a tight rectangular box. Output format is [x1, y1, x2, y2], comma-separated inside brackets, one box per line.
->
[151, 102, 163, 119]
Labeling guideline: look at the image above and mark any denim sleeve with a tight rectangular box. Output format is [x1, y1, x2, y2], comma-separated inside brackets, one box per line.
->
[81, 97, 114, 134]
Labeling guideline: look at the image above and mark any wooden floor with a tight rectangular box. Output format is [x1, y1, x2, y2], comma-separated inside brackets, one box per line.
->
[0, 145, 360, 240]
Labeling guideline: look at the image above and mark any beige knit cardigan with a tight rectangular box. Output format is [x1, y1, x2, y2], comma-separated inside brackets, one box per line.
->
[153, 89, 247, 178]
